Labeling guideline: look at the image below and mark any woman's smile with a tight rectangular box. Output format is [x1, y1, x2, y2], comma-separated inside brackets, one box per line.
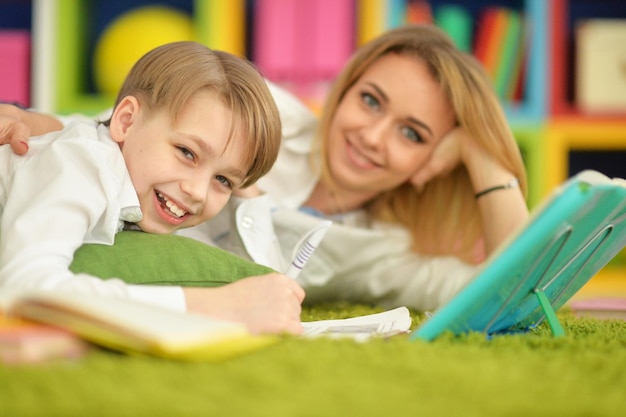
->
[344, 139, 381, 170]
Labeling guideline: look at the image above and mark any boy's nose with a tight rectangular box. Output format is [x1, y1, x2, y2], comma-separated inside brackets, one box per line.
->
[180, 176, 210, 207]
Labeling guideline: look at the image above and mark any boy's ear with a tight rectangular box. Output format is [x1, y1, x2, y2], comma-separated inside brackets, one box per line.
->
[109, 96, 140, 144]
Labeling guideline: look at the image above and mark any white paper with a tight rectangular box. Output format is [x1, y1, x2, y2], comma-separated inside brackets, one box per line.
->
[301, 306, 412, 342]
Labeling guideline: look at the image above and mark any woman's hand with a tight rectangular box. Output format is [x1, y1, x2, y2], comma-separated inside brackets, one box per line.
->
[410, 127, 464, 189]
[0, 104, 31, 155]
[183, 272, 306, 335]
[410, 127, 511, 191]
[0, 104, 64, 155]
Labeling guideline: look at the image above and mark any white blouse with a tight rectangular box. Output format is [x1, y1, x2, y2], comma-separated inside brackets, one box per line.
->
[191, 83, 480, 311]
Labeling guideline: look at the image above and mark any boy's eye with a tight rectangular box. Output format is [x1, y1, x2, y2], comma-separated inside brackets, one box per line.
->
[361, 92, 380, 110]
[401, 126, 424, 144]
[216, 175, 232, 189]
[177, 146, 195, 160]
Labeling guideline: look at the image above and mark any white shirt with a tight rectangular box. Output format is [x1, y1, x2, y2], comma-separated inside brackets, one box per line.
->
[0, 122, 186, 311]
[57, 83, 479, 312]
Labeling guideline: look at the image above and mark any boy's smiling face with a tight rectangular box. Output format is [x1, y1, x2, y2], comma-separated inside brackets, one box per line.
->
[110, 91, 247, 234]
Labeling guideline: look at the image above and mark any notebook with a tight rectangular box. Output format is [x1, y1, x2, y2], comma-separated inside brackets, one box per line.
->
[410, 170, 626, 341]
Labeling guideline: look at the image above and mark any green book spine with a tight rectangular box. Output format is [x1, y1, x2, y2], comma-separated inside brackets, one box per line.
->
[494, 10, 522, 99]
[435, 5, 472, 53]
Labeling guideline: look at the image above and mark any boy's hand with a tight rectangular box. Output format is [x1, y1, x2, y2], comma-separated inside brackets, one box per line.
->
[183, 273, 305, 335]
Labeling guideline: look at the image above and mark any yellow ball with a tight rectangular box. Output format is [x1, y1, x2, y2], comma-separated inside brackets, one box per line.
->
[93, 6, 196, 96]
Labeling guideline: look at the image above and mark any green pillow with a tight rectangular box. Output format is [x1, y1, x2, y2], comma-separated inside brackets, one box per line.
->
[70, 231, 274, 287]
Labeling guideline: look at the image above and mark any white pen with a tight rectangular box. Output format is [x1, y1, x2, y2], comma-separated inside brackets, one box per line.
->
[285, 220, 332, 279]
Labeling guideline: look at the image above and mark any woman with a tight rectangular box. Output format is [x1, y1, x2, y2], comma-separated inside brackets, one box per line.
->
[1, 24, 528, 312]
[174, 23, 528, 311]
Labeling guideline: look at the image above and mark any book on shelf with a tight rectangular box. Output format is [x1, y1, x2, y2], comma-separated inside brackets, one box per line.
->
[507, 25, 528, 102]
[434, 5, 472, 53]
[575, 19, 626, 113]
[569, 297, 626, 320]
[199, 0, 245, 57]
[411, 170, 626, 341]
[386, 0, 409, 28]
[473, 6, 527, 100]
[254, 0, 354, 84]
[357, 0, 388, 45]
[473, 7, 506, 80]
[493, 8, 523, 99]
[406, 0, 433, 24]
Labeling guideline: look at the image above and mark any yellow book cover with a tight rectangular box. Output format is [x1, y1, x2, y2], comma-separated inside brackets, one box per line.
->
[357, 0, 386, 45]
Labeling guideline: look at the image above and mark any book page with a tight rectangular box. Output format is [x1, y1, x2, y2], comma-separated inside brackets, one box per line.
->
[301, 307, 412, 342]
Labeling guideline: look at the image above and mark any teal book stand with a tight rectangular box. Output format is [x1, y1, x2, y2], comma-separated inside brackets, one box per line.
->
[411, 170, 626, 341]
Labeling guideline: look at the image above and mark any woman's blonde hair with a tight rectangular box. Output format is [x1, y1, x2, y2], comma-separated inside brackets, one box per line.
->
[316, 24, 527, 263]
[109, 41, 281, 187]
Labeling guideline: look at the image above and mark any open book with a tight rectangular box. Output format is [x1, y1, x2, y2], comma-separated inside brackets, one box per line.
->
[411, 170, 626, 341]
[302, 307, 412, 342]
[3, 291, 275, 361]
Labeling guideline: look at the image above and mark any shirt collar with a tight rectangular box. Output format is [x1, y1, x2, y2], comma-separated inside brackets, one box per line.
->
[96, 124, 143, 225]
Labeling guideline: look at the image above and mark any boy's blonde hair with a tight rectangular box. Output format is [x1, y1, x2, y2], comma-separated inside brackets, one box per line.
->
[317, 24, 527, 263]
[110, 41, 281, 187]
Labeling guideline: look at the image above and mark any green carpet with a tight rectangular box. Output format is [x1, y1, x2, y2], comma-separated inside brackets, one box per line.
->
[2, 303, 625, 417]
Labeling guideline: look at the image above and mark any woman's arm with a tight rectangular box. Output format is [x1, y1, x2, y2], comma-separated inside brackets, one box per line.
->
[411, 127, 529, 255]
[459, 130, 529, 254]
[0, 103, 64, 154]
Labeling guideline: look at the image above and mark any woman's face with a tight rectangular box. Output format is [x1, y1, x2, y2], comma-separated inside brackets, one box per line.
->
[326, 53, 456, 197]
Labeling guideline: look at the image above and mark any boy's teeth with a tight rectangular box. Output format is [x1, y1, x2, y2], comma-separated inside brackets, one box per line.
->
[166, 200, 186, 217]
[158, 192, 187, 218]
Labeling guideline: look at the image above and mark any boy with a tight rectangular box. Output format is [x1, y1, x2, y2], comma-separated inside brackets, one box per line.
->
[0, 42, 304, 335]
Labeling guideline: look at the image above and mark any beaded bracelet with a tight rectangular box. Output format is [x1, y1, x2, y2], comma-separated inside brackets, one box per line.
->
[474, 178, 520, 199]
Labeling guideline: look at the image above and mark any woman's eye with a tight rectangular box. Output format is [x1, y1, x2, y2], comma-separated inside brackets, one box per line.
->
[361, 92, 380, 110]
[177, 146, 195, 160]
[216, 175, 232, 189]
[401, 126, 424, 144]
